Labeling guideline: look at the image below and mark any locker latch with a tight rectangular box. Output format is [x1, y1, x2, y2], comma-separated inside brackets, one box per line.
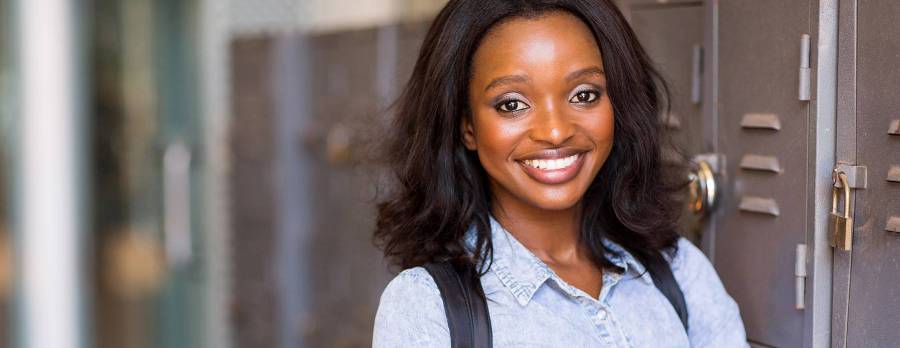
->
[834, 163, 868, 189]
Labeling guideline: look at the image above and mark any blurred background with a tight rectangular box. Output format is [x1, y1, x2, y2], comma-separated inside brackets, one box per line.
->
[2, 0, 900, 348]
[1, 1, 449, 347]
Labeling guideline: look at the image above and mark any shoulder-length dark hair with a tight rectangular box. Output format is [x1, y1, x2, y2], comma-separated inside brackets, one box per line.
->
[375, 0, 686, 275]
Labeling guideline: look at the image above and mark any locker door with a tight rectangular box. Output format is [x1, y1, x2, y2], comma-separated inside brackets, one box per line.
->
[833, 1, 900, 346]
[301, 26, 416, 347]
[627, 2, 707, 243]
[625, 2, 706, 162]
[715, 1, 813, 347]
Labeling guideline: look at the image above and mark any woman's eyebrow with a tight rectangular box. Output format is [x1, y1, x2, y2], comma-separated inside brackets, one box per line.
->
[565, 66, 605, 81]
[484, 74, 530, 92]
[483, 67, 603, 92]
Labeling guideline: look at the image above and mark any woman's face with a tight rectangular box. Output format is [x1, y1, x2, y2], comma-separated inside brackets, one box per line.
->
[464, 11, 615, 212]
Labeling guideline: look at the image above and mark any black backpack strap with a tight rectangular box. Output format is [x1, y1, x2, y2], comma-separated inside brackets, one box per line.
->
[643, 253, 689, 332]
[423, 262, 493, 348]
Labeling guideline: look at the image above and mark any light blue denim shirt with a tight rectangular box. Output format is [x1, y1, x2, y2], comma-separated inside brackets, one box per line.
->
[373, 217, 748, 347]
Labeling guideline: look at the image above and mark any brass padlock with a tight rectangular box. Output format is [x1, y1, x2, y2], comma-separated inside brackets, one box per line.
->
[830, 171, 853, 251]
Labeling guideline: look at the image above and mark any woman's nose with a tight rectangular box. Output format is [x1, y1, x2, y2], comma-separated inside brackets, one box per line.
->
[528, 102, 576, 145]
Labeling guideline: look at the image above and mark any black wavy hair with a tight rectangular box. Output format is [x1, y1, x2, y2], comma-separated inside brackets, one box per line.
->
[375, 0, 686, 277]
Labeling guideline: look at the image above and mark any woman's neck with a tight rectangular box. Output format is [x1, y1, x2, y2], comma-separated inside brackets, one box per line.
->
[491, 198, 584, 264]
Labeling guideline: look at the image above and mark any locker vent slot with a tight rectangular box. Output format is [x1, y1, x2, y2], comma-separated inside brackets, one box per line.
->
[890, 120, 900, 135]
[662, 113, 681, 129]
[740, 113, 781, 130]
[739, 154, 782, 173]
[886, 216, 900, 233]
[888, 165, 900, 183]
[738, 196, 780, 216]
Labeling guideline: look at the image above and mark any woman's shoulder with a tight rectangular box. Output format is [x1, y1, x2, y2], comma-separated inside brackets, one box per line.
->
[668, 237, 749, 347]
[385, 267, 441, 292]
[376, 267, 443, 313]
[373, 267, 450, 347]
[668, 237, 728, 300]
[669, 237, 710, 275]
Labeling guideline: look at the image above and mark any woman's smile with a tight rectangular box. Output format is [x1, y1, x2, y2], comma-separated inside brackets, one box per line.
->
[516, 148, 589, 185]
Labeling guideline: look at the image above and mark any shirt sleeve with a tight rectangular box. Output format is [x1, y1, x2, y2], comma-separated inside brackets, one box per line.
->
[671, 238, 749, 348]
[373, 267, 451, 348]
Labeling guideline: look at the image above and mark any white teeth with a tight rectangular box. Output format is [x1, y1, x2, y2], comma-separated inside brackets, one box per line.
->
[522, 154, 580, 170]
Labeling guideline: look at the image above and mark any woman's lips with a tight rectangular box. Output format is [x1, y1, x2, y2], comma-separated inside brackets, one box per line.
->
[516, 152, 587, 185]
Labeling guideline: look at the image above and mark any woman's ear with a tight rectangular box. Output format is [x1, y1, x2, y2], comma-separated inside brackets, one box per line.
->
[461, 116, 477, 150]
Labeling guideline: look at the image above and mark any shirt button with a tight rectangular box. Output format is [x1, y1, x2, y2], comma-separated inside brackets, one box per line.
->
[596, 308, 608, 321]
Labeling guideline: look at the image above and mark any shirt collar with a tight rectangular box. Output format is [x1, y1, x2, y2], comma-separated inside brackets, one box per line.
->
[466, 216, 653, 307]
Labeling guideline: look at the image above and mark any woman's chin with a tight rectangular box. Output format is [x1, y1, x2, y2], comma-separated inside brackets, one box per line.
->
[524, 192, 584, 212]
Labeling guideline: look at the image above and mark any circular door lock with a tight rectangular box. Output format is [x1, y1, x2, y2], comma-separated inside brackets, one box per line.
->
[325, 124, 353, 165]
[688, 160, 718, 217]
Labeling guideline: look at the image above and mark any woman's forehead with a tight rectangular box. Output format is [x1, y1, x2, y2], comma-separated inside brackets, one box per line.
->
[470, 11, 604, 86]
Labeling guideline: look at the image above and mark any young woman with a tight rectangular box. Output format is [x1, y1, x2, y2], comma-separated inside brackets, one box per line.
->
[373, 0, 747, 346]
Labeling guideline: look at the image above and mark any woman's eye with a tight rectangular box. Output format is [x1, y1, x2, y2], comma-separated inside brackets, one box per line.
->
[495, 99, 530, 113]
[570, 90, 599, 103]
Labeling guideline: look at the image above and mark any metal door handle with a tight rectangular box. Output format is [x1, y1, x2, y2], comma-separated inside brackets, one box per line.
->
[688, 160, 718, 216]
[164, 141, 193, 268]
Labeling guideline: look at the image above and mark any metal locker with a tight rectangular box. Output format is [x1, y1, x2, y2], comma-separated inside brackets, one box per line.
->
[230, 37, 280, 348]
[714, 1, 817, 347]
[304, 28, 385, 347]
[293, 22, 429, 346]
[625, 1, 840, 346]
[626, 1, 707, 243]
[832, 1, 900, 346]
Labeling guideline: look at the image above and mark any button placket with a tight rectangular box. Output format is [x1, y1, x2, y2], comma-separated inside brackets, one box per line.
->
[600, 306, 634, 347]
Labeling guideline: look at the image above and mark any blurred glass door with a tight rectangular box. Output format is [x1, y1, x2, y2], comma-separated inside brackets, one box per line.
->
[92, 0, 207, 347]
[0, 0, 13, 343]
